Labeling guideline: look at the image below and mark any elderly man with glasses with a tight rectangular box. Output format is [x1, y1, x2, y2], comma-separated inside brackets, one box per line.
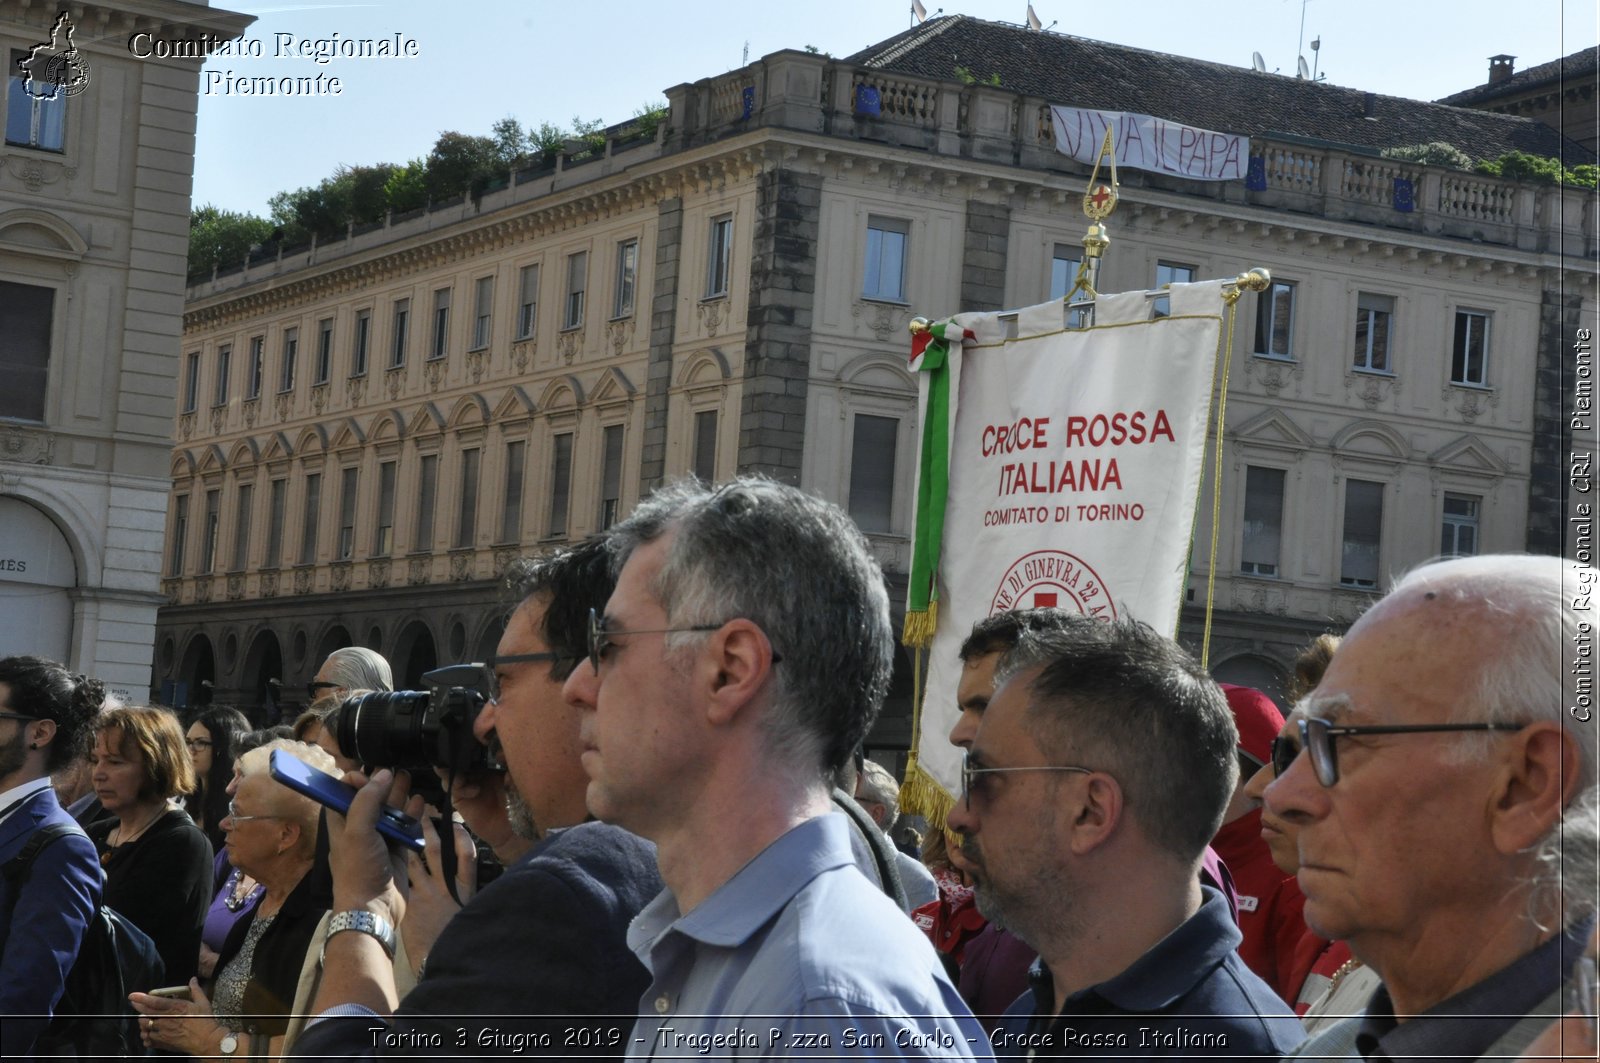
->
[945, 615, 1303, 1058]
[1268, 554, 1598, 1062]
[561, 477, 987, 1059]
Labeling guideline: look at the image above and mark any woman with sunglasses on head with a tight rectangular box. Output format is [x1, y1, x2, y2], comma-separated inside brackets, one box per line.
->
[88, 705, 214, 987]
[131, 739, 335, 1060]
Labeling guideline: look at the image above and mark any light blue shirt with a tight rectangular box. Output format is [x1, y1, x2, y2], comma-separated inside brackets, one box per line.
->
[626, 813, 992, 1060]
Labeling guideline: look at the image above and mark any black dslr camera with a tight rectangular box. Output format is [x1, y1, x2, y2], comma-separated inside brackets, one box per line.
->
[327, 663, 499, 786]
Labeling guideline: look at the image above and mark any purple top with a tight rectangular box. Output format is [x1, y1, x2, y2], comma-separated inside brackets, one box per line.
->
[202, 850, 263, 955]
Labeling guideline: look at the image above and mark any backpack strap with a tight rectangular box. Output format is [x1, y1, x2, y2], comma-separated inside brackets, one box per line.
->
[3, 822, 83, 888]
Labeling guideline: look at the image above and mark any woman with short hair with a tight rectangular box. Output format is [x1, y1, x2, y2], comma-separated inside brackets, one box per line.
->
[87, 705, 214, 987]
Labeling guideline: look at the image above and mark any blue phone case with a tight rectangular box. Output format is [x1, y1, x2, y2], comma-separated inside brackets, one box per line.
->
[268, 748, 425, 852]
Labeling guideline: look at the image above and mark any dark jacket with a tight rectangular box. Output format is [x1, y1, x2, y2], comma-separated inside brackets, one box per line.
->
[90, 807, 213, 987]
[294, 820, 661, 1058]
[214, 853, 332, 1036]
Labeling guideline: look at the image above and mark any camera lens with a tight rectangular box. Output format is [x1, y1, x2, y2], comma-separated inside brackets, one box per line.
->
[330, 690, 432, 769]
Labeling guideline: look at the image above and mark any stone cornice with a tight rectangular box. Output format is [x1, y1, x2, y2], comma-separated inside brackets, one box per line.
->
[0, 0, 254, 50]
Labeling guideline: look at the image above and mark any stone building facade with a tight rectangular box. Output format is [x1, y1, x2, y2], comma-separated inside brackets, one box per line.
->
[159, 17, 1596, 726]
[0, 0, 248, 698]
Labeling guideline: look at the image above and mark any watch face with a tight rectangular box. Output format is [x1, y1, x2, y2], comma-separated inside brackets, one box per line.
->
[220, 1033, 239, 1054]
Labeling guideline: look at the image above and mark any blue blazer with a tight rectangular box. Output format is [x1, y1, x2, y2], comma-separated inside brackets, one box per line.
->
[0, 786, 103, 1059]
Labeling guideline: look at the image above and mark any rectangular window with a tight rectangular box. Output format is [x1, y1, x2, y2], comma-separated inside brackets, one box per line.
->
[182, 351, 200, 414]
[373, 460, 396, 556]
[1049, 244, 1081, 301]
[352, 310, 371, 377]
[1441, 493, 1481, 557]
[848, 414, 899, 534]
[0, 280, 52, 422]
[706, 215, 733, 298]
[1240, 466, 1285, 576]
[692, 410, 718, 484]
[548, 433, 573, 536]
[279, 327, 298, 393]
[563, 252, 587, 330]
[315, 318, 334, 384]
[1339, 479, 1384, 588]
[471, 276, 493, 350]
[231, 482, 252, 571]
[599, 425, 624, 529]
[863, 217, 908, 302]
[500, 440, 525, 543]
[516, 264, 539, 340]
[1354, 292, 1394, 372]
[169, 494, 189, 576]
[613, 240, 638, 318]
[414, 454, 437, 551]
[299, 472, 321, 565]
[1152, 262, 1195, 319]
[5, 50, 66, 152]
[1451, 310, 1490, 386]
[200, 489, 220, 574]
[456, 448, 480, 548]
[265, 478, 286, 568]
[247, 336, 264, 399]
[214, 345, 232, 406]
[1254, 281, 1296, 359]
[390, 298, 410, 368]
[337, 466, 358, 560]
[430, 287, 451, 361]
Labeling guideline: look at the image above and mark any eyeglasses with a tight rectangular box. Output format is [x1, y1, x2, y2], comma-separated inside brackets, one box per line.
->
[585, 608, 748, 675]
[1278, 715, 1528, 788]
[224, 798, 283, 825]
[960, 750, 1093, 811]
[185, 737, 213, 751]
[0, 713, 38, 725]
[306, 681, 340, 701]
[480, 652, 568, 703]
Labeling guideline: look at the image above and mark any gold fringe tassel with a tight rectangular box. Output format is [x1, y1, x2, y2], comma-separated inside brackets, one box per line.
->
[901, 600, 939, 649]
[899, 754, 957, 829]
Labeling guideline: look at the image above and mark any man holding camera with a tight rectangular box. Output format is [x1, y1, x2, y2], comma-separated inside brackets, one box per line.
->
[292, 539, 661, 1058]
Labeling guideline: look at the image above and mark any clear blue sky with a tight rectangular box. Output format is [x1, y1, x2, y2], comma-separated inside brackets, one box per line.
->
[189, 0, 1596, 218]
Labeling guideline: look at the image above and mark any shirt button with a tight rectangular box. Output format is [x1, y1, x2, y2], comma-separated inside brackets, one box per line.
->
[655, 995, 671, 1014]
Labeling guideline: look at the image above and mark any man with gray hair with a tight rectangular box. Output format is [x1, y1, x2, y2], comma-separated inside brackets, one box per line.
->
[307, 646, 393, 706]
[1270, 554, 1597, 1061]
[945, 615, 1302, 1057]
[562, 477, 987, 1058]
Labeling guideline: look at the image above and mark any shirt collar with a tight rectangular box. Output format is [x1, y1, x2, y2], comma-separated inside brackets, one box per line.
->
[631, 813, 857, 953]
[1354, 916, 1594, 1062]
[1032, 886, 1241, 1017]
[0, 778, 52, 826]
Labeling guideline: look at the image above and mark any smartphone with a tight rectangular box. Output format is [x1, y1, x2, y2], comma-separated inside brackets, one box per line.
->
[268, 749, 425, 853]
[147, 985, 192, 1001]
[1573, 953, 1598, 1037]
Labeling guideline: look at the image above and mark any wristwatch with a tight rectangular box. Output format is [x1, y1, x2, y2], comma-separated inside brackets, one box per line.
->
[218, 1032, 239, 1056]
[320, 909, 398, 967]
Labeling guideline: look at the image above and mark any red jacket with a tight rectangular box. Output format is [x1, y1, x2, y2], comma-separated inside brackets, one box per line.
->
[1213, 809, 1319, 1004]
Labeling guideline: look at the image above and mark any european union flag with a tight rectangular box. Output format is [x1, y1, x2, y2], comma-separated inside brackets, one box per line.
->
[1393, 177, 1414, 212]
[740, 86, 755, 120]
[855, 85, 881, 117]
[1245, 156, 1267, 191]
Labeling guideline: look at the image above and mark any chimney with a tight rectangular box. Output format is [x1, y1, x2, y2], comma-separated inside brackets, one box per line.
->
[1488, 54, 1515, 85]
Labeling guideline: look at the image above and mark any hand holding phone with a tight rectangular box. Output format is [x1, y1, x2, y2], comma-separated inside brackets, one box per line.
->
[146, 985, 192, 1001]
[268, 749, 425, 852]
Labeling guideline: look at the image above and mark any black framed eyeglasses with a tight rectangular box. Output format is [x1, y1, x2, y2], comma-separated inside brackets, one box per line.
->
[586, 608, 766, 675]
[960, 750, 1093, 811]
[480, 652, 568, 703]
[306, 680, 340, 701]
[1289, 715, 1527, 788]
[0, 712, 38, 725]
[185, 737, 213, 752]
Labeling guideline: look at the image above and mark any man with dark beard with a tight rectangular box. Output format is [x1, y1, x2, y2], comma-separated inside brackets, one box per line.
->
[291, 539, 661, 1058]
[946, 617, 1302, 1060]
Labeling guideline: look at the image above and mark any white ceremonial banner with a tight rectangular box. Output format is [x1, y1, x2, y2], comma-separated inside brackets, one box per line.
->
[915, 280, 1226, 803]
[1049, 106, 1249, 182]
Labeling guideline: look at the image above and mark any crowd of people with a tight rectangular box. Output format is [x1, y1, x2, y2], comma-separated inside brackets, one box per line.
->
[0, 475, 1594, 1062]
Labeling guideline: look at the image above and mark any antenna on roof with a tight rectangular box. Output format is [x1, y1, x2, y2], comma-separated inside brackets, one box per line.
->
[1251, 51, 1266, 73]
[1310, 36, 1324, 82]
[1297, 55, 1310, 79]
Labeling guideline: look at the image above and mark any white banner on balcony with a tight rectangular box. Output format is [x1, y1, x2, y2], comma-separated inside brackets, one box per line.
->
[907, 280, 1225, 814]
[1050, 106, 1248, 181]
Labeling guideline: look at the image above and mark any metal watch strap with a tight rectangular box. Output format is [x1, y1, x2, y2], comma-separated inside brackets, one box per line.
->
[320, 909, 397, 966]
